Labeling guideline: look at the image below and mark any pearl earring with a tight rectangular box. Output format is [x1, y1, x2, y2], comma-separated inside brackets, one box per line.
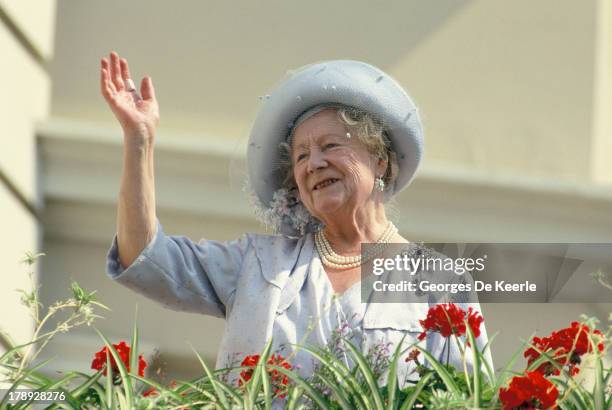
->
[375, 176, 385, 192]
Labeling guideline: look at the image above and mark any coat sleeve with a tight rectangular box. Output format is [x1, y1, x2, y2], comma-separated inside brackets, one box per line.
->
[106, 219, 251, 318]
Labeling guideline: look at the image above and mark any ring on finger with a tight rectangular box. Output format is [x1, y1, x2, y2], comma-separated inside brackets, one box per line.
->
[124, 78, 136, 92]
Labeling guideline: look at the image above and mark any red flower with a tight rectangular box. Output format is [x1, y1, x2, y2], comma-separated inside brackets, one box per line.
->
[405, 349, 421, 364]
[499, 371, 558, 409]
[239, 354, 292, 398]
[142, 387, 158, 397]
[239, 355, 260, 381]
[142, 380, 187, 399]
[91, 340, 147, 377]
[418, 303, 483, 341]
[524, 322, 604, 376]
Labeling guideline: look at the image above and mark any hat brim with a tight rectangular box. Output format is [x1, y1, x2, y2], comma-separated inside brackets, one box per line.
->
[247, 60, 424, 207]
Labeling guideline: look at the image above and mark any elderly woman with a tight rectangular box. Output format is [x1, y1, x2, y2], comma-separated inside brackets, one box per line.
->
[100, 52, 491, 384]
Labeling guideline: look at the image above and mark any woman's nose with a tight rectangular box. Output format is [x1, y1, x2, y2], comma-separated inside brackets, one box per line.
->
[306, 149, 327, 173]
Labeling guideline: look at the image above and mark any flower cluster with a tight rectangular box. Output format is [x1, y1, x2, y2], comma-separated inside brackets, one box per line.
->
[524, 321, 604, 376]
[238, 354, 292, 398]
[498, 320, 606, 409]
[90, 340, 146, 378]
[499, 371, 558, 410]
[418, 303, 483, 340]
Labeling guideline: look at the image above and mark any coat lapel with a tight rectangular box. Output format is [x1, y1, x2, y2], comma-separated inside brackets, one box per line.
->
[217, 233, 313, 368]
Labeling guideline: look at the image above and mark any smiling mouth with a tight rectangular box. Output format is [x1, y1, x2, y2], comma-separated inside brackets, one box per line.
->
[313, 178, 339, 190]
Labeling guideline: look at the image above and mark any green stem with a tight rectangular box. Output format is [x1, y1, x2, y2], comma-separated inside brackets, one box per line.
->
[445, 338, 450, 367]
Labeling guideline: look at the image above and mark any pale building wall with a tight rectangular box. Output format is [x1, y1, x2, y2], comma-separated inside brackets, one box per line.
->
[392, 0, 597, 182]
[48, 0, 609, 184]
[0, 0, 56, 368]
[592, 0, 612, 184]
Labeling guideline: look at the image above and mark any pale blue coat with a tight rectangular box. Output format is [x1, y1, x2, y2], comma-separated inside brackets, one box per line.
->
[106, 220, 493, 384]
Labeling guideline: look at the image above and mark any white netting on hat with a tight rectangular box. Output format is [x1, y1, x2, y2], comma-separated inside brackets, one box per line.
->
[243, 177, 323, 237]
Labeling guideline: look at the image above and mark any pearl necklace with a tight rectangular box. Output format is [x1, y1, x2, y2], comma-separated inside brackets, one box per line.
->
[315, 222, 398, 269]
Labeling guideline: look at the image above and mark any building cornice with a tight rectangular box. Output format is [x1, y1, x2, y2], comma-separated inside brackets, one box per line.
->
[38, 117, 612, 244]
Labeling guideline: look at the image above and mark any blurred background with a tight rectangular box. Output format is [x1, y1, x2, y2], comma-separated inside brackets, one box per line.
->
[1, 0, 611, 383]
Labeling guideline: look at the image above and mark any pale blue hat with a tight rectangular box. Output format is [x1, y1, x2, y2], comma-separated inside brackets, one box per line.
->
[247, 60, 424, 236]
[247, 60, 424, 209]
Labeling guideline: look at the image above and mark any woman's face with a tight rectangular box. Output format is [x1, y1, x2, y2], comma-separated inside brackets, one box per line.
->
[291, 108, 385, 221]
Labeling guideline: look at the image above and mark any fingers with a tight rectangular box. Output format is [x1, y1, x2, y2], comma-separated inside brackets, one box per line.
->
[140, 76, 156, 101]
[109, 51, 125, 92]
[120, 57, 142, 104]
[119, 58, 132, 82]
[100, 58, 117, 101]
[102, 51, 153, 104]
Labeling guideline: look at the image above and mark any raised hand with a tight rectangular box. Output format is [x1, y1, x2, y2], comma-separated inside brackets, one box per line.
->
[100, 51, 159, 142]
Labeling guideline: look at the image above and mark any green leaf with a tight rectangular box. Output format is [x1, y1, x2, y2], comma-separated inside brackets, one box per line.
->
[7, 370, 78, 409]
[177, 366, 245, 405]
[94, 327, 134, 408]
[593, 347, 605, 410]
[312, 370, 353, 410]
[413, 345, 461, 396]
[285, 385, 303, 410]
[105, 343, 114, 409]
[22, 251, 45, 265]
[180, 379, 219, 402]
[525, 342, 574, 379]
[129, 374, 186, 402]
[491, 332, 535, 406]
[298, 344, 369, 408]
[91, 300, 112, 311]
[188, 342, 230, 409]
[115, 388, 128, 409]
[128, 308, 139, 379]
[246, 339, 273, 409]
[386, 334, 409, 410]
[69, 369, 104, 398]
[0, 336, 50, 364]
[0, 361, 53, 386]
[478, 331, 498, 386]
[554, 378, 590, 410]
[399, 372, 433, 410]
[271, 365, 331, 410]
[261, 358, 272, 410]
[0, 357, 57, 406]
[344, 339, 385, 410]
[12, 372, 80, 410]
[465, 322, 481, 408]
[523, 340, 596, 409]
[70, 281, 99, 307]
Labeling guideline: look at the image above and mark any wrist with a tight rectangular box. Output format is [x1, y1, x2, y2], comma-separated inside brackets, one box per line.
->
[123, 126, 155, 149]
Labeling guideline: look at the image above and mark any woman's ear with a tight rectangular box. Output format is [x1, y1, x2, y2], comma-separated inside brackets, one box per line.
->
[376, 156, 388, 177]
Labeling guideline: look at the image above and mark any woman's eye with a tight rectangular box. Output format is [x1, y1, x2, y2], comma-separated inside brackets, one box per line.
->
[323, 143, 338, 150]
[296, 153, 307, 162]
